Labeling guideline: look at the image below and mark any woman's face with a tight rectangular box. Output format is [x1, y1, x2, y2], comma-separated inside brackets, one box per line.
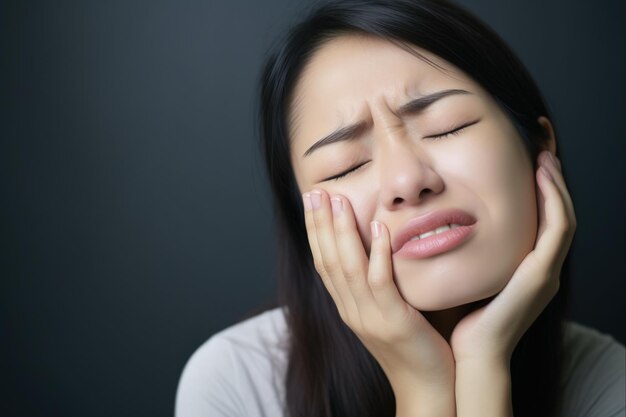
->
[289, 35, 539, 311]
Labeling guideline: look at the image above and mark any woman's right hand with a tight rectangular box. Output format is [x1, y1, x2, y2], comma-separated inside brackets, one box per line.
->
[303, 189, 455, 416]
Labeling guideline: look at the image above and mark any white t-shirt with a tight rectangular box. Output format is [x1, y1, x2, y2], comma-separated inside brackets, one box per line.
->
[175, 308, 625, 417]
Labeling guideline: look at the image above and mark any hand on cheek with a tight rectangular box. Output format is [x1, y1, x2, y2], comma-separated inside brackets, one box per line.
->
[449, 150, 577, 364]
[302, 189, 455, 399]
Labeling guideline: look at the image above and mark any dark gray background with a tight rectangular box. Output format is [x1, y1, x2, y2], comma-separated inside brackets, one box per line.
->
[2, 0, 624, 415]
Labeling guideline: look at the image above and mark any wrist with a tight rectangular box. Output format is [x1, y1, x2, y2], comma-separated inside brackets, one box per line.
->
[388, 370, 456, 417]
[455, 359, 513, 417]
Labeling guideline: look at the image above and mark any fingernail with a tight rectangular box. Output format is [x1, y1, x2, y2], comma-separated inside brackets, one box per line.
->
[540, 166, 553, 181]
[371, 221, 381, 238]
[302, 193, 312, 211]
[330, 196, 343, 215]
[310, 190, 321, 210]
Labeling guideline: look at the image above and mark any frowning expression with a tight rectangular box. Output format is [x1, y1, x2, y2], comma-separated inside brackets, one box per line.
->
[289, 34, 539, 311]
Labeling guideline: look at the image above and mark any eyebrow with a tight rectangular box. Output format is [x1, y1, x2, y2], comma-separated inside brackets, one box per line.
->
[302, 89, 472, 158]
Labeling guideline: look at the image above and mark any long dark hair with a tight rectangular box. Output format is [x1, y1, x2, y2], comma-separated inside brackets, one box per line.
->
[257, 0, 571, 416]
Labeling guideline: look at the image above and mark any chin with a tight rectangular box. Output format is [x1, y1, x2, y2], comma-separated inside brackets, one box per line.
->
[393, 254, 522, 312]
[391, 221, 536, 312]
[400, 281, 505, 312]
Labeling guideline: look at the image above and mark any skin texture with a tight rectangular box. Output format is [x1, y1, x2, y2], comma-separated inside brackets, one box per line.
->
[290, 35, 539, 312]
[291, 34, 576, 416]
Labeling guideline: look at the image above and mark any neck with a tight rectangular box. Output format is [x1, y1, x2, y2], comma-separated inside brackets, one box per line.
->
[423, 299, 490, 342]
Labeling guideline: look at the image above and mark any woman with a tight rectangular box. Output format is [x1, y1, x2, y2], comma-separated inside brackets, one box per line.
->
[176, 1, 625, 416]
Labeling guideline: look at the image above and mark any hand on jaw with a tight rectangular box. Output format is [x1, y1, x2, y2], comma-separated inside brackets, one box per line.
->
[303, 187, 456, 416]
[451, 150, 576, 416]
[302, 150, 576, 417]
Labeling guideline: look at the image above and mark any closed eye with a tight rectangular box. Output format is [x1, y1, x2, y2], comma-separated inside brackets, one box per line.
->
[425, 119, 481, 140]
[322, 119, 480, 182]
[324, 161, 370, 182]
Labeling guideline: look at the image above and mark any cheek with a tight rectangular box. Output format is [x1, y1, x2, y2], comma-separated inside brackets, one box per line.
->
[453, 123, 537, 227]
[444, 128, 538, 268]
[462, 133, 538, 276]
[483, 144, 537, 244]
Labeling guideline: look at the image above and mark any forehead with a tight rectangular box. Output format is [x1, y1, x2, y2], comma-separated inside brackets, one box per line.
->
[288, 34, 485, 151]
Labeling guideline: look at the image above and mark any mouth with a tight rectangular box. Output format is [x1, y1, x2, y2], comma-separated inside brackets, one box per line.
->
[392, 209, 477, 258]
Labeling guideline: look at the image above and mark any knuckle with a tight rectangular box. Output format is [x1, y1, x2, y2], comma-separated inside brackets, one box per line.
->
[553, 221, 571, 237]
[541, 277, 560, 301]
[564, 219, 576, 232]
[312, 219, 327, 234]
[348, 318, 364, 335]
[313, 259, 326, 275]
[360, 320, 398, 343]
[337, 309, 358, 330]
[359, 320, 377, 339]
[368, 273, 387, 291]
[342, 266, 361, 284]
[321, 257, 339, 276]
[333, 218, 352, 235]
[336, 308, 348, 323]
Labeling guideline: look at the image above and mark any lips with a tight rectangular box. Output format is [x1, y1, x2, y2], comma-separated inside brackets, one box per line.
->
[391, 209, 477, 254]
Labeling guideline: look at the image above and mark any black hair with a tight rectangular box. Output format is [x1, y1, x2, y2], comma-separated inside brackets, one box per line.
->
[257, 0, 571, 416]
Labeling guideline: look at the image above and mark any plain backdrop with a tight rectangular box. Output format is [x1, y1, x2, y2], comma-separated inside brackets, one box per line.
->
[2, 0, 624, 415]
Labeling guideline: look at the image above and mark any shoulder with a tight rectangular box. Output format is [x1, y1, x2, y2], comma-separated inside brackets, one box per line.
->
[558, 321, 625, 417]
[175, 307, 289, 417]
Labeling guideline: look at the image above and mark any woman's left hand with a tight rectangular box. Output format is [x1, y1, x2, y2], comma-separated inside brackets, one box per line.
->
[451, 149, 576, 416]
[449, 150, 577, 364]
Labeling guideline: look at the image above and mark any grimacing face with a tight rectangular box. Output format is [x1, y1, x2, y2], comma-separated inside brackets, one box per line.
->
[289, 34, 545, 311]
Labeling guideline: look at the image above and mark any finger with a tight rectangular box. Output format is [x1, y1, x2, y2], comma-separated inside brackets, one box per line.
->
[310, 190, 359, 318]
[494, 166, 569, 334]
[330, 195, 376, 312]
[367, 221, 410, 321]
[534, 151, 576, 247]
[491, 162, 572, 319]
[540, 152, 577, 239]
[534, 163, 575, 268]
[535, 168, 548, 239]
[540, 152, 576, 223]
[302, 191, 343, 311]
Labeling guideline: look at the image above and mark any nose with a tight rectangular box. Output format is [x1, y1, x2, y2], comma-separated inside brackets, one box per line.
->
[372, 105, 445, 210]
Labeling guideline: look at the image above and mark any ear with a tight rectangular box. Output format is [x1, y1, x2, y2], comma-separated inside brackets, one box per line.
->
[537, 116, 557, 155]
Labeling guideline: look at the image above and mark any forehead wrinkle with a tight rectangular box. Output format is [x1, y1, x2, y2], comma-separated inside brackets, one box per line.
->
[286, 35, 471, 150]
